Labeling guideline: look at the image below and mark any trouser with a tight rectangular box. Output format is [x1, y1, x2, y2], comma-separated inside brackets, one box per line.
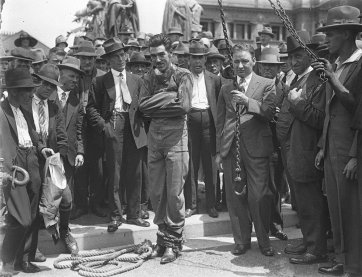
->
[140, 147, 149, 205]
[106, 113, 142, 220]
[293, 179, 327, 256]
[325, 145, 361, 274]
[1, 147, 41, 264]
[223, 139, 272, 248]
[184, 140, 197, 210]
[186, 109, 216, 210]
[269, 150, 283, 232]
[280, 144, 297, 210]
[148, 147, 188, 235]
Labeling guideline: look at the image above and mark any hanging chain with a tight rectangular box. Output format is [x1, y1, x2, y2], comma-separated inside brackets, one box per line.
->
[267, 0, 327, 83]
[217, 0, 245, 195]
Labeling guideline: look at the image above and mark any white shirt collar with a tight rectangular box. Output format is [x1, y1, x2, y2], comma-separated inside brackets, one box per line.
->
[297, 66, 313, 80]
[111, 68, 127, 78]
[33, 94, 47, 105]
[335, 48, 362, 69]
[237, 72, 253, 85]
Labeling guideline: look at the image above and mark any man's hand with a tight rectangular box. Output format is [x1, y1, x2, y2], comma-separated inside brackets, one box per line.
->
[215, 154, 223, 172]
[41, 148, 55, 159]
[231, 90, 249, 106]
[315, 149, 324, 171]
[75, 154, 84, 168]
[343, 158, 357, 180]
[287, 88, 302, 104]
[311, 58, 334, 79]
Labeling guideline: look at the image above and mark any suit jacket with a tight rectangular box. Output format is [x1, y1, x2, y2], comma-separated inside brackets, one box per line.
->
[203, 70, 222, 127]
[216, 73, 276, 159]
[284, 70, 326, 183]
[86, 70, 147, 149]
[320, 56, 362, 157]
[50, 90, 84, 167]
[0, 99, 43, 226]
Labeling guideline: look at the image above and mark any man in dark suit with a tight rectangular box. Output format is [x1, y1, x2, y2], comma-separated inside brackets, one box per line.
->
[0, 68, 48, 274]
[87, 37, 150, 232]
[254, 25, 275, 75]
[215, 44, 276, 257]
[30, 64, 79, 256]
[312, 6, 362, 276]
[184, 40, 221, 218]
[276, 31, 328, 265]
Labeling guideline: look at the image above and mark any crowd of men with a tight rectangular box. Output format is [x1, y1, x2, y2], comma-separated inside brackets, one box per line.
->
[0, 4, 362, 277]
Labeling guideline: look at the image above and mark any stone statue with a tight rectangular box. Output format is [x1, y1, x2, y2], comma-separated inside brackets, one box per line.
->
[162, 0, 203, 41]
[105, 0, 139, 38]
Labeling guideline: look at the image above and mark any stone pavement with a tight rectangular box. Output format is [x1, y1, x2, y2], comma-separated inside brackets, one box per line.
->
[11, 228, 333, 277]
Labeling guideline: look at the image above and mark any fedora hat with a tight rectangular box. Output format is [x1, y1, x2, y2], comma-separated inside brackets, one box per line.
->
[258, 25, 275, 38]
[142, 48, 151, 58]
[125, 38, 141, 49]
[137, 32, 146, 40]
[189, 40, 209, 56]
[0, 50, 13, 61]
[11, 47, 34, 61]
[201, 31, 213, 41]
[95, 46, 106, 60]
[33, 64, 62, 87]
[4, 68, 38, 89]
[118, 25, 135, 35]
[279, 42, 288, 58]
[58, 56, 84, 75]
[31, 48, 47, 64]
[73, 40, 97, 57]
[14, 31, 38, 48]
[173, 41, 189, 55]
[168, 27, 183, 37]
[55, 35, 68, 47]
[101, 37, 125, 58]
[256, 47, 285, 64]
[70, 36, 84, 50]
[317, 6, 362, 32]
[127, 52, 151, 67]
[206, 45, 225, 61]
[287, 30, 318, 53]
[82, 31, 95, 42]
[214, 38, 234, 50]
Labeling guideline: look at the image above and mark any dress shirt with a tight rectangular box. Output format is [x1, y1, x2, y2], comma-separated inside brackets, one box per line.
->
[297, 66, 313, 81]
[57, 86, 70, 108]
[10, 104, 33, 147]
[334, 48, 362, 79]
[237, 72, 252, 92]
[280, 69, 296, 86]
[111, 68, 131, 112]
[32, 94, 49, 134]
[191, 71, 209, 109]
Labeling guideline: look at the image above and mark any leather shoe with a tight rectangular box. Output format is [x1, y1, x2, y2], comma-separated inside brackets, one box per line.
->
[232, 243, 251, 255]
[91, 205, 107, 217]
[14, 261, 40, 273]
[107, 220, 123, 232]
[260, 246, 275, 256]
[207, 207, 219, 218]
[185, 208, 197, 218]
[318, 263, 344, 276]
[150, 244, 165, 259]
[30, 248, 46, 262]
[271, 230, 288, 241]
[160, 247, 177, 264]
[290, 253, 328, 265]
[284, 243, 307, 255]
[60, 229, 79, 255]
[70, 208, 87, 220]
[126, 218, 150, 227]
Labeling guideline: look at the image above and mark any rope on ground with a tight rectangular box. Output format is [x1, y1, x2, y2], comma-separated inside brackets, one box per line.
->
[54, 240, 153, 277]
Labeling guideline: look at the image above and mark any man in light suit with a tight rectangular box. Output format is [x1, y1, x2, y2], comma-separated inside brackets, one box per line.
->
[215, 44, 276, 257]
[87, 37, 150, 233]
[184, 40, 221, 218]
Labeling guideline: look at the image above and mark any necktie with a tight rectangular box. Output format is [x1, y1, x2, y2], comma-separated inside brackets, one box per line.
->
[238, 78, 245, 92]
[282, 73, 287, 84]
[119, 72, 132, 110]
[61, 92, 67, 109]
[38, 100, 47, 140]
[290, 75, 298, 87]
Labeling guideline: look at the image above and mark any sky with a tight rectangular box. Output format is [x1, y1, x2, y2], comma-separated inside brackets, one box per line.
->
[1, 0, 167, 47]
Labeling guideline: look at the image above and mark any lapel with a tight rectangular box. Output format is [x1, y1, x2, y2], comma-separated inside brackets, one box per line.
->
[126, 72, 137, 100]
[343, 60, 359, 86]
[245, 73, 261, 99]
[1, 99, 18, 140]
[204, 71, 214, 104]
[47, 100, 56, 134]
[105, 71, 116, 101]
[65, 91, 78, 129]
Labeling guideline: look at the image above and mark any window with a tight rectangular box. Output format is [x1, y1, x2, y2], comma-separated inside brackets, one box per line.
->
[227, 23, 234, 39]
[234, 23, 252, 40]
[200, 21, 216, 36]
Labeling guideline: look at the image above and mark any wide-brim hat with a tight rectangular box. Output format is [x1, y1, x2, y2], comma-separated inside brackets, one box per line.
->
[33, 64, 62, 87]
[11, 47, 34, 61]
[55, 35, 68, 47]
[317, 6, 362, 32]
[58, 56, 84, 75]
[287, 31, 318, 53]
[31, 48, 47, 64]
[278, 42, 288, 58]
[189, 40, 208, 56]
[125, 38, 141, 49]
[258, 26, 275, 38]
[101, 37, 125, 58]
[81, 32, 95, 42]
[214, 38, 234, 50]
[4, 68, 39, 89]
[118, 25, 135, 35]
[0, 54, 14, 61]
[168, 27, 183, 36]
[127, 52, 151, 66]
[256, 47, 285, 64]
[206, 45, 225, 61]
[95, 46, 106, 60]
[73, 40, 97, 57]
[14, 31, 38, 47]
[201, 31, 214, 41]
